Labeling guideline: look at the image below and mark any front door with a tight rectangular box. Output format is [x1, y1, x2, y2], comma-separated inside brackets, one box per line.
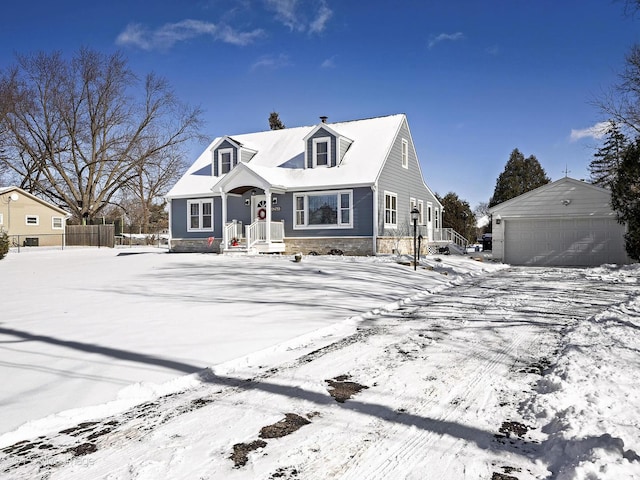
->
[252, 195, 268, 221]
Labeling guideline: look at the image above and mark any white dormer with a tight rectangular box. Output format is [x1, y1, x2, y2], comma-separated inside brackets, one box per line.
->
[303, 121, 353, 169]
[209, 136, 258, 176]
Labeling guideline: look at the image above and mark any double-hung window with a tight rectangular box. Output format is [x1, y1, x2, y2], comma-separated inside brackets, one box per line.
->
[293, 190, 352, 229]
[384, 192, 397, 228]
[401, 139, 408, 169]
[313, 137, 330, 167]
[187, 200, 213, 232]
[52, 217, 64, 229]
[218, 148, 233, 175]
[434, 208, 440, 229]
[418, 200, 424, 225]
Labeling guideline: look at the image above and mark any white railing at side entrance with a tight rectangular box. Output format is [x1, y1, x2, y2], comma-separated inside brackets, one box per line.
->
[245, 220, 284, 248]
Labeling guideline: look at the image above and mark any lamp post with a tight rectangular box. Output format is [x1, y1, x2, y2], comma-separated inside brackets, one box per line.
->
[411, 207, 419, 271]
[461, 211, 469, 254]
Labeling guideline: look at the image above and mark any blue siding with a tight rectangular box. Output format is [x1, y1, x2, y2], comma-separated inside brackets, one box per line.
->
[171, 197, 221, 238]
[377, 118, 441, 236]
[282, 187, 373, 237]
[306, 128, 337, 168]
[213, 140, 237, 177]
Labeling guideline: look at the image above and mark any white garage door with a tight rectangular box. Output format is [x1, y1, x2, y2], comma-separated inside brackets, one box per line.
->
[504, 218, 628, 266]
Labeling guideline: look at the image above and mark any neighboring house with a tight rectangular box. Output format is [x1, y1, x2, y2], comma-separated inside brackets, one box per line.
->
[489, 177, 632, 266]
[0, 186, 71, 247]
[166, 114, 445, 255]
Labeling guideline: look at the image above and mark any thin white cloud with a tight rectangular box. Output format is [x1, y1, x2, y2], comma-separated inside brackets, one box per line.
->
[570, 121, 611, 142]
[116, 19, 263, 50]
[265, 0, 333, 34]
[428, 32, 465, 49]
[321, 56, 336, 68]
[310, 2, 333, 34]
[266, 0, 302, 31]
[485, 45, 500, 56]
[250, 53, 291, 71]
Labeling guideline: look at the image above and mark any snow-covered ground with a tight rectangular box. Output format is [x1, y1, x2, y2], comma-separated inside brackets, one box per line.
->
[0, 247, 638, 479]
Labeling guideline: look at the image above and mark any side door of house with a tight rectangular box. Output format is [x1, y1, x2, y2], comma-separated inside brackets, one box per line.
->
[426, 202, 433, 242]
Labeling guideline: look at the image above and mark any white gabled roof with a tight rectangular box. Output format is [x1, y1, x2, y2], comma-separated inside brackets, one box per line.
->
[488, 177, 616, 218]
[167, 114, 405, 198]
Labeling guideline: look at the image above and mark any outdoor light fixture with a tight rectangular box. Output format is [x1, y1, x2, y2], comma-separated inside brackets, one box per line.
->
[411, 207, 420, 271]
[561, 199, 571, 206]
[495, 215, 502, 225]
[2, 191, 19, 231]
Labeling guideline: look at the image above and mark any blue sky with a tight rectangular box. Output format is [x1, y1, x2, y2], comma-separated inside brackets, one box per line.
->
[1, 0, 638, 207]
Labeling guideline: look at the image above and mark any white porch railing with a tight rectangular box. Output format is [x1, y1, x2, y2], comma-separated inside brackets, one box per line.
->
[245, 220, 284, 248]
[432, 228, 469, 250]
[224, 220, 244, 245]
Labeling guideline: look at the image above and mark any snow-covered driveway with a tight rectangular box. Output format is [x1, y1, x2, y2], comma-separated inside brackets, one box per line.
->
[2, 264, 638, 479]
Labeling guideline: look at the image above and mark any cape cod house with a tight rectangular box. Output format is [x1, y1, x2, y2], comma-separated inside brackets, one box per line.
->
[166, 114, 447, 256]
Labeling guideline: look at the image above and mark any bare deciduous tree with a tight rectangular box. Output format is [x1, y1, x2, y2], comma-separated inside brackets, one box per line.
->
[0, 48, 203, 223]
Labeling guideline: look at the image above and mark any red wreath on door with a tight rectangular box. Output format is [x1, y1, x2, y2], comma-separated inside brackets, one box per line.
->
[257, 208, 267, 220]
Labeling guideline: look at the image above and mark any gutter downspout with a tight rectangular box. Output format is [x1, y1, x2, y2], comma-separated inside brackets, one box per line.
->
[371, 184, 378, 255]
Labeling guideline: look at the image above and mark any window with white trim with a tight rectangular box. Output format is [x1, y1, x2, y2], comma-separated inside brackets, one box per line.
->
[427, 203, 432, 223]
[218, 148, 233, 175]
[384, 192, 397, 228]
[312, 137, 331, 167]
[26, 215, 39, 226]
[418, 200, 424, 225]
[434, 208, 440, 229]
[52, 217, 64, 229]
[401, 139, 408, 169]
[187, 200, 213, 232]
[293, 190, 352, 229]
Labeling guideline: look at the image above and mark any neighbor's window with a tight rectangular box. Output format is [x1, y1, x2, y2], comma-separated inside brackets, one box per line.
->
[313, 137, 330, 167]
[401, 139, 408, 169]
[26, 215, 39, 226]
[187, 200, 213, 232]
[218, 148, 233, 175]
[293, 190, 352, 229]
[52, 217, 64, 229]
[384, 192, 397, 227]
[0, 213, 3, 225]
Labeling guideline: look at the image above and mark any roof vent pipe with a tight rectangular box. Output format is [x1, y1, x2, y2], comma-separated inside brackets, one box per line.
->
[320, 116, 328, 123]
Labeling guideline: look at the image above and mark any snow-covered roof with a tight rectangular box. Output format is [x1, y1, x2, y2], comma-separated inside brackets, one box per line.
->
[167, 114, 405, 198]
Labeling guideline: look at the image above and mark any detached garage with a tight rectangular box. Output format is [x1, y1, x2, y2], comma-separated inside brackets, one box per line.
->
[489, 177, 631, 267]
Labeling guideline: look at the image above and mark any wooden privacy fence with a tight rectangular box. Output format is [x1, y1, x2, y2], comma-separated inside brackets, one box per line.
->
[65, 225, 115, 248]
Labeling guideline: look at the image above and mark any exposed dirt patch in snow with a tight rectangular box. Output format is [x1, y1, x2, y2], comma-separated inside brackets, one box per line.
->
[230, 439, 267, 467]
[259, 413, 312, 439]
[325, 375, 369, 403]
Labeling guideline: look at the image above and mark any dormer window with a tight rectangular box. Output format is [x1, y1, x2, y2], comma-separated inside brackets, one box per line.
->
[313, 137, 330, 167]
[219, 148, 233, 175]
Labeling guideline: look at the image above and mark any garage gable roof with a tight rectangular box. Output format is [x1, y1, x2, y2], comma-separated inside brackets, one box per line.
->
[488, 177, 616, 218]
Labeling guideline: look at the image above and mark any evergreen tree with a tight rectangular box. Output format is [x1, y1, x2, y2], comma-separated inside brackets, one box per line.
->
[610, 136, 640, 260]
[269, 112, 285, 130]
[0, 231, 9, 260]
[589, 122, 628, 187]
[437, 192, 476, 242]
[489, 149, 550, 207]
